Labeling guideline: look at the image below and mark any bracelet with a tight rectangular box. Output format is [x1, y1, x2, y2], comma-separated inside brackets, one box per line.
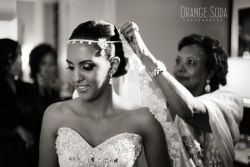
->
[149, 60, 167, 78]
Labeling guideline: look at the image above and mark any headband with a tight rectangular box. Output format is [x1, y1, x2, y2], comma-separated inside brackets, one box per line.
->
[67, 39, 121, 49]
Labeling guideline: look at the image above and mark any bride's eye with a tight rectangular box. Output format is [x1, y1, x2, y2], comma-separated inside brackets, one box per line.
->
[80, 63, 95, 71]
[66, 66, 74, 71]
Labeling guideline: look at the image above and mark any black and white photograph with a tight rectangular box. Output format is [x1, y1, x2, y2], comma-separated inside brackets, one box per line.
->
[0, 0, 249, 167]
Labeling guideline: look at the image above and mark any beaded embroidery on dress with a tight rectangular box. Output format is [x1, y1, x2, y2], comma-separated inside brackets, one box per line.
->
[55, 127, 143, 167]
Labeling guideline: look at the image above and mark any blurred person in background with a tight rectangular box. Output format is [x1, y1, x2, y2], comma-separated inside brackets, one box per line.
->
[0, 38, 37, 167]
[29, 43, 61, 143]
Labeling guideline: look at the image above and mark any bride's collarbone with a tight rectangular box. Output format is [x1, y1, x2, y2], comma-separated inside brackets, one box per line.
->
[77, 113, 131, 129]
[61, 107, 141, 141]
[65, 114, 138, 141]
[71, 108, 130, 121]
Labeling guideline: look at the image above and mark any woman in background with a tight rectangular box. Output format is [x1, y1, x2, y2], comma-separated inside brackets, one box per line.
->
[121, 22, 243, 167]
[29, 43, 61, 143]
[29, 43, 60, 107]
[39, 20, 169, 167]
[0, 38, 36, 167]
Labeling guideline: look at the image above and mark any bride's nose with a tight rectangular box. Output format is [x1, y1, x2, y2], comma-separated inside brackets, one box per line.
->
[72, 68, 83, 82]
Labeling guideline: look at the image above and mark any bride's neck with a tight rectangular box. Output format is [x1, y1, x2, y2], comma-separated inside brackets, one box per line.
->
[79, 87, 120, 118]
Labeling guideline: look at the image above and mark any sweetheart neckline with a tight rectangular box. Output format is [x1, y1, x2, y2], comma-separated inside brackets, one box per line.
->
[57, 127, 143, 148]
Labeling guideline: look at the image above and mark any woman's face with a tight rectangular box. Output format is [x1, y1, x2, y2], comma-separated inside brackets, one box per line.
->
[173, 44, 209, 95]
[67, 44, 111, 101]
[39, 53, 57, 77]
[9, 46, 22, 77]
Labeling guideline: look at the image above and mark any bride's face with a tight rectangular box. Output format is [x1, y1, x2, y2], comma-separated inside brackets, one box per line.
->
[66, 43, 111, 101]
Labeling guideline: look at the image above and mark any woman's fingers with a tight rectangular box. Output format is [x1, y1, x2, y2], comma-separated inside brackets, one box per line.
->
[121, 22, 139, 35]
[130, 22, 139, 32]
[121, 21, 151, 56]
[121, 23, 140, 44]
[120, 21, 132, 31]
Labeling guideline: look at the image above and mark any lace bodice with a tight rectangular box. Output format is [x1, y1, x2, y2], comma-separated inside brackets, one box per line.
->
[55, 127, 143, 167]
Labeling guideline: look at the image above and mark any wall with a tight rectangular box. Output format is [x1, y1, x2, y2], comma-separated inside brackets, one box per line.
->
[17, 0, 46, 82]
[44, 3, 57, 48]
[0, 0, 16, 20]
[200, 0, 230, 54]
[0, 0, 17, 39]
[116, 0, 229, 73]
[116, 0, 203, 73]
[58, 0, 117, 82]
[14, 0, 230, 82]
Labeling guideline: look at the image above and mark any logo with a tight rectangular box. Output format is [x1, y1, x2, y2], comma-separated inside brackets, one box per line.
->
[180, 6, 227, 22]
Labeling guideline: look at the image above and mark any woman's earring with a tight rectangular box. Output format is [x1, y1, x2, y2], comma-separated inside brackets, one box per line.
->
[109, 72, 113, 85]
[100, 49, 105, 56]
[205, 79, 211, 93]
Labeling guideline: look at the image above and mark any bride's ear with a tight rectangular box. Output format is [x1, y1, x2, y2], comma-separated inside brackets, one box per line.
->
[109, 57, 120, 75]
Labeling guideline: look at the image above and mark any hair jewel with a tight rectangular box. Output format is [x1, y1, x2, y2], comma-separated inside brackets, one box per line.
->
[98, 39, 108, 50]
[67, 38, 121, 50]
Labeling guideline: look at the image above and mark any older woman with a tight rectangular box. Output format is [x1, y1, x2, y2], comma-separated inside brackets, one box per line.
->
[121, 23, 243, 167]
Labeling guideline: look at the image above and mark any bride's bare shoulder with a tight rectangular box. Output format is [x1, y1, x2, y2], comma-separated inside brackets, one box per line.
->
[127, 107, 164, 140]
[43, 99, 78, 119]
[41, 99, 80, 131]
[127, 107, 158, 126]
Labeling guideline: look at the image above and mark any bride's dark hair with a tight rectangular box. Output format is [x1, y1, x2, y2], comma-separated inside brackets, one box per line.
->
[69, 20, 127, 77]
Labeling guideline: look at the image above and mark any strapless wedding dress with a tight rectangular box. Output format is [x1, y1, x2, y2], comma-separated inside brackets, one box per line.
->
[55, 127, 143, 167]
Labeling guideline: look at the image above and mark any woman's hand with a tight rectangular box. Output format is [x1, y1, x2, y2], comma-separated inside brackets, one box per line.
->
[121, 22, 153, 58]
[121, 22, 159, 72]
[15, 125, 35, 149]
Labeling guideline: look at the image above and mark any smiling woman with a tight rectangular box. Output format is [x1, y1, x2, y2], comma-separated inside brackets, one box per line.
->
[121, 22, 243, 167]
[38, 20, 170, 167]
[66, 43, 111, 100]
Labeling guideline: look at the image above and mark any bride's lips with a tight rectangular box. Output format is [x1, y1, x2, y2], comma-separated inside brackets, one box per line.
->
[75, 84, 89, 93]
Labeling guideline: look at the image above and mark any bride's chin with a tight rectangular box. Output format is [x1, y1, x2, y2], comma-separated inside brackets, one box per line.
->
[78, 92, 99, 102]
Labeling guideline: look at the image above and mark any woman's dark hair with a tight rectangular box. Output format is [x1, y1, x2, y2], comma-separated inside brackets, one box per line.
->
[69, 20, 127, 77]
[178, 34, 228, 92]
[0, 38, 20, 81]
[29, 43, 57, 82]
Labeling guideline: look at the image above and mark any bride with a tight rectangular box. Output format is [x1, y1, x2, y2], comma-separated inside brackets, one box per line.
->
[38, 20, 170, 167]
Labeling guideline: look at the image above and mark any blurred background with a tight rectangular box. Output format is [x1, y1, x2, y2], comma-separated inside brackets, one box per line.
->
[0, 0, 231, 82]
[0, 0, 249, 165]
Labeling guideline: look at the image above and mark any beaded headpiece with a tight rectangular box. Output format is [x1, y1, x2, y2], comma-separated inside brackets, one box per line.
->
[67, 38, 122, 56]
